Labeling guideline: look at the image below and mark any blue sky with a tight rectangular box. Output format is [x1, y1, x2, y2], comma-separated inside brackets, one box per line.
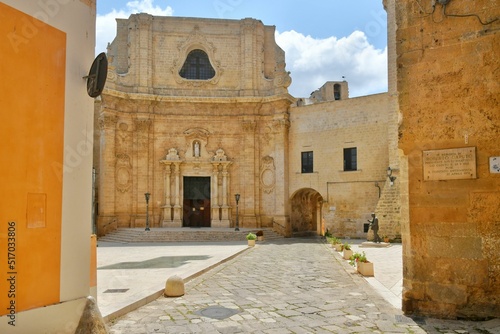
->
[96, 0, 388, 98]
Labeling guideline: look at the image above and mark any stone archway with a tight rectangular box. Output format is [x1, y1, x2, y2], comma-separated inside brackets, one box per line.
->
[290, 188, 324, 236]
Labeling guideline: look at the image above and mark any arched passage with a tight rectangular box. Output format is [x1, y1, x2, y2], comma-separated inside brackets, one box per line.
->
[290, 188, 324, 236]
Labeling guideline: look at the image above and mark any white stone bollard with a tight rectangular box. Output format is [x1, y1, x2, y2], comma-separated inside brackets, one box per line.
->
[164, 275, 185, 297]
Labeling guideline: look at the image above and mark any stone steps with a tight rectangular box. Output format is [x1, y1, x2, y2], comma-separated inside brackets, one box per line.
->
[98, 228, 283, 243]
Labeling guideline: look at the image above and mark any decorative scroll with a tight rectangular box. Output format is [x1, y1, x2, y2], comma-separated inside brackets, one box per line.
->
[260, 155, 276, 194]
[115, 153, 132, 193]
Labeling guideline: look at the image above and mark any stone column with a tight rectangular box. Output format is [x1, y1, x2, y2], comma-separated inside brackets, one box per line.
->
[211, 163, 220, 224]
[161, 162, 172, 226]
[97, 111, 117, 235]
[172, 162, 182, 225]
[216, 163, 231, 227]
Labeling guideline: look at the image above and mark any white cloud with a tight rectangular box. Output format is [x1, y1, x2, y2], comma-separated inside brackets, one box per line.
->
[95, 1, 387, 99]
[96, 0, 173, 54]
[276, 30, 387, 98]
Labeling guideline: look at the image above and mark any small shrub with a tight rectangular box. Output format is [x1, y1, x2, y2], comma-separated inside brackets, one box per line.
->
[330, 237, 341, 245]
[246, 232, 257, 240]
[349, 251, 368, 267]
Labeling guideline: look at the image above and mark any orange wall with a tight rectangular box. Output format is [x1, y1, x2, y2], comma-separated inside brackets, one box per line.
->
[0, 3, 66, 313]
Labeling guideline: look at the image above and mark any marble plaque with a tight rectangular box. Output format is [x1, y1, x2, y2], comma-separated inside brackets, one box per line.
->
[423, 147, 476, 181]
[490, 157, 500, 174]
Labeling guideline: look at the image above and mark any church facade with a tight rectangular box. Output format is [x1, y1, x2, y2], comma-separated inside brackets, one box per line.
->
[94, 14, 398, 239]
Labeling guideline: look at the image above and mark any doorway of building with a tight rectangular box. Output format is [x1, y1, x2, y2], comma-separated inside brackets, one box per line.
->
[290, 188, 323, 236]
[183, 176, 211, 227]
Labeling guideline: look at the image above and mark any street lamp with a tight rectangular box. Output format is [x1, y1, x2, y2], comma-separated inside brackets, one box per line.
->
[234, 193, 240, 231]
[144, 192, 151, 231]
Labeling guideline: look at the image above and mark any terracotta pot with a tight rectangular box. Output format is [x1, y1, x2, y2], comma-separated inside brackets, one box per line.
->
[334, 244, 343, 252]
[247, 240, 256, 247]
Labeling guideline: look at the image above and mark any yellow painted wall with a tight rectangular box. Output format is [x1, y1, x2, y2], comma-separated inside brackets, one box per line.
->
[0, 2, 65, 313]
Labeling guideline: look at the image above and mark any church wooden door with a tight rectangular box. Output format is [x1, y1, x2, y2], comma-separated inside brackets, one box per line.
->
[183, 177, 211, 227]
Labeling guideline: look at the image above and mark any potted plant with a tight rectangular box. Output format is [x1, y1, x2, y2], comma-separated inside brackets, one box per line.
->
[342, 242, 353, 260]
[349, 251, 374, 276]
[256, 230, 264, 241]
[246, 232, 257, 246]
[330, 237, 343, 252]
[383, 235, 390, 243]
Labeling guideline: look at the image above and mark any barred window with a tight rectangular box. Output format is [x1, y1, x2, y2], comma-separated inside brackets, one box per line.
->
[179, 49, 215, 80]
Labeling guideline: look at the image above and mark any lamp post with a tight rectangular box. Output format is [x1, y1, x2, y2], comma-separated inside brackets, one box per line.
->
[234, 193, 240, 231]
[144, 192, 151, 231]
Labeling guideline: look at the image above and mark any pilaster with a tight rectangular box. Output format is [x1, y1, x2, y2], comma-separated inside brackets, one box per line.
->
[97, 111, 118, 235]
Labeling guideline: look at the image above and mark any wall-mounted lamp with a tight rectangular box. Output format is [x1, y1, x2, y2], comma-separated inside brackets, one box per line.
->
[387, 167, 397, 186]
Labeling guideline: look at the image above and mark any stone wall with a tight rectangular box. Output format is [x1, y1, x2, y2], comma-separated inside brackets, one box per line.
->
[289, 93, 396, 238]
[394, 0, 500, 319]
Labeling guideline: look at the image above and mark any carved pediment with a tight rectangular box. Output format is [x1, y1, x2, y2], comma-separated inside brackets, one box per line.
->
[184, 128, 210, 141]
[212, 148, 228, 162]
[165, 148, 180, 161]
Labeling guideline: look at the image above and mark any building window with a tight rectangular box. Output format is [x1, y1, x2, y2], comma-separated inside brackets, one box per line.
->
[301, 151, 313, 173]
[343, 147, 357, 171]
[334, 84, 341, 100]
[179, 49, 215, 80]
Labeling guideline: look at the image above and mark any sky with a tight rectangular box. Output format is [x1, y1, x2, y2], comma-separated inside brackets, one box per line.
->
[96, 0, 388, 98]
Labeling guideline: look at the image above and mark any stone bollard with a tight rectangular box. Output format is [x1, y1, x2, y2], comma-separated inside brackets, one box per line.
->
[164, 275, 184, 297]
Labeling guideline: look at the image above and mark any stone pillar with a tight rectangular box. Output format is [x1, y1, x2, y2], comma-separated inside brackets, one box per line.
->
[241, 120, 257, 227]
[135, 13, 153, 94]
[97, 111, 117, 236]
[217, 163, 231, 227]
[161, 162, 173, 226]
[134, 117, 151, 228]
[211, 163, 220, 224]
[240, 19, 257, 96]
[172, 162, 182, 224]
[272, 112, 291, 236]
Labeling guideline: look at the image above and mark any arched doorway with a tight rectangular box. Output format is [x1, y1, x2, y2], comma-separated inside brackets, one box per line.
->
[290, 188, 324, 236]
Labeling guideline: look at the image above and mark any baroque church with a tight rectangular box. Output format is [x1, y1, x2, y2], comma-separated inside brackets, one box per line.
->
[94, 14, 398, 239]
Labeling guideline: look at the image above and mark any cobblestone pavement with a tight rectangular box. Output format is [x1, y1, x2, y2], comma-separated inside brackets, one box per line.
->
[107, 238, 499, 333]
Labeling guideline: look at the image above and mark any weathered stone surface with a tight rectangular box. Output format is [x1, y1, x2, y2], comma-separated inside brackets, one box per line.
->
[75, 297, 108, 334]
[392, 0, 500, 319]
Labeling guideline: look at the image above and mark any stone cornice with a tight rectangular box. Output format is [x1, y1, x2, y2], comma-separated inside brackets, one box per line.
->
[102, 88, 295, 105]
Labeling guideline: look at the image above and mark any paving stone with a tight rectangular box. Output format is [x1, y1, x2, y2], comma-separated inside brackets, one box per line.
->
[107, 239, 496, 333]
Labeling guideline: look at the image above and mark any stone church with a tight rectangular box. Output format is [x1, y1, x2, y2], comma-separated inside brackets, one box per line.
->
[95, 13, 400, 237]
[94, 0, 499, 320]
[94, 14, 397, 239]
